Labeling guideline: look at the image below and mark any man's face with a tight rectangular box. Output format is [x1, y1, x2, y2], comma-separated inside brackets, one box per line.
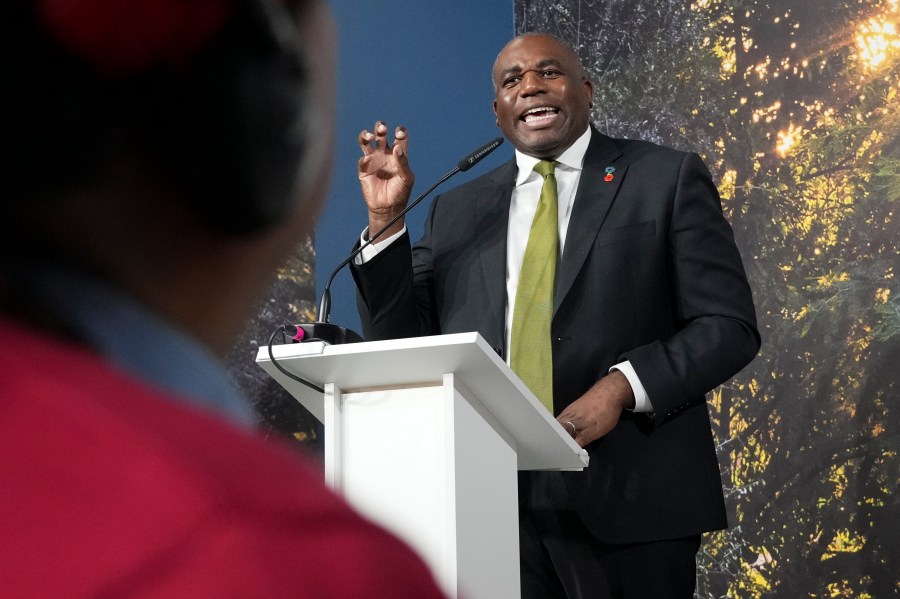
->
[492, 35, 594, 159]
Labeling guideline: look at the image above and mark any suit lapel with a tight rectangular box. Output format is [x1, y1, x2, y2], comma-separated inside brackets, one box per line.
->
[554, 130, 626, 315]
[474, 160, 517, 348]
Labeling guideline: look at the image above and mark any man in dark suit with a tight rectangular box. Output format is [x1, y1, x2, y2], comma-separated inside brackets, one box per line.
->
[351, 33, 760, 598]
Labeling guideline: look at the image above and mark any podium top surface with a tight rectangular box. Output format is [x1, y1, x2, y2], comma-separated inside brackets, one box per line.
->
[256, 332, 588, 470]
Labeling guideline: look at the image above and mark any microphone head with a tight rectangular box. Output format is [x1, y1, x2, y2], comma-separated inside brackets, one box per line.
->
[457, 137, 504, 172]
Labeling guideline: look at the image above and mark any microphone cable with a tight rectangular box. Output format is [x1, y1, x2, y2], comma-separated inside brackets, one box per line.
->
[267, 324, 324, 393]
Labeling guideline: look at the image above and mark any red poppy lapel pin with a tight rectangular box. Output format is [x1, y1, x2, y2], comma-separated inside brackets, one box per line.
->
[604, 166, 616, 182]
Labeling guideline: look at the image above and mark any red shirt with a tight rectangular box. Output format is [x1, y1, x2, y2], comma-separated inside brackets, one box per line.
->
[0, 320, 445, 597]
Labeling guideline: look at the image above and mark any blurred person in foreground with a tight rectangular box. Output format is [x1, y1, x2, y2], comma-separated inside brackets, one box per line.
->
[351, 33, 760, 598]
[0, 0, 445, 596]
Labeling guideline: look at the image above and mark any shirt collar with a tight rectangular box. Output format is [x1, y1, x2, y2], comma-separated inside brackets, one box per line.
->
[30, 268, 257, 428]
[513, 125, 592, 186]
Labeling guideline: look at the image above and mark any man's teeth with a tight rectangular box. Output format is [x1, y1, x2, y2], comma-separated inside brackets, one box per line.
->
[523, 108, 559, 122]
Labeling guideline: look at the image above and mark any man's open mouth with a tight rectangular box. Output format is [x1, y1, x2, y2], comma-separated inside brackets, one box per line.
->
[521, 106, 560, 124]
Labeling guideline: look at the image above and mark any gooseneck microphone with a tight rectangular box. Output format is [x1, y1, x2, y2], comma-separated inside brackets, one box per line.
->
[267, 137, 505, 393]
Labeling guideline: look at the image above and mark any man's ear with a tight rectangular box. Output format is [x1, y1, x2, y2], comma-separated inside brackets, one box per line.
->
[583, 79, 595, 109]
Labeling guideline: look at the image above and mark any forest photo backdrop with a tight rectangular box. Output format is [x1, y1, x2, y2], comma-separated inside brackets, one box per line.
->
[516, 0, 899, 596]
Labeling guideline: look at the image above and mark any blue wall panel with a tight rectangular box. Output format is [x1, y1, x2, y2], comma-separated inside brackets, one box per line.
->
[319, 1, 514, 333]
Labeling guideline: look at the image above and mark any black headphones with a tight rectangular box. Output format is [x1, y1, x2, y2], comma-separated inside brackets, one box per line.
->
[2, 0, 313, 236]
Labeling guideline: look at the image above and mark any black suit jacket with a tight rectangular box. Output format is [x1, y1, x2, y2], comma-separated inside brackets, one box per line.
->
[352, 128, 760, 543]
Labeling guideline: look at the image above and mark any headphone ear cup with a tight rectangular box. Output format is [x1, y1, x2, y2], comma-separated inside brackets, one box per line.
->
[4, 0, 311, 236]
[171, 1, 308, 236]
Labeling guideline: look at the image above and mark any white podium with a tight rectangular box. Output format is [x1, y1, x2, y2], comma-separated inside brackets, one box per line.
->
[256, 332, 588, 599]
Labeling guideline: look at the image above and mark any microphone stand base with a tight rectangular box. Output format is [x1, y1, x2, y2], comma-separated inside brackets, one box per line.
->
[292, 322, 364, 345]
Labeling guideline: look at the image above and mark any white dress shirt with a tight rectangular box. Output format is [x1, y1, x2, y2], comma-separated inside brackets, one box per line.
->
[356, 126, 652, 412]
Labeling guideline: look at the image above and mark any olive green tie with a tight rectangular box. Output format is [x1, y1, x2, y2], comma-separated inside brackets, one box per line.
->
[510, 160, 558, 414]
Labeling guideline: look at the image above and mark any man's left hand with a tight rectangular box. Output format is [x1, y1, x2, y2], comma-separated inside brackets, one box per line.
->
[556, 370, 635, 447]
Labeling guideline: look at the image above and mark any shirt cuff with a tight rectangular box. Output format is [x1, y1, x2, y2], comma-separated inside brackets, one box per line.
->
[353, 225, 408, 265]
[610, 361, 653, 413]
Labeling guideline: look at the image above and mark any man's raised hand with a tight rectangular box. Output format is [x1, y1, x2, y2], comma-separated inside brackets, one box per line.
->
[358, 121, 415, 240]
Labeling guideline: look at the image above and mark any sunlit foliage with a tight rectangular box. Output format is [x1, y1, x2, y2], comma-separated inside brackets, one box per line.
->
[226, 235, 321, 450]
[517, 0, 899, 596]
